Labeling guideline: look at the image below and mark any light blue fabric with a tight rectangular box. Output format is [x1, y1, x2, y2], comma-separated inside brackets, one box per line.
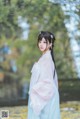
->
[28, 90, 61, 119]
[27, 50, 61, 119]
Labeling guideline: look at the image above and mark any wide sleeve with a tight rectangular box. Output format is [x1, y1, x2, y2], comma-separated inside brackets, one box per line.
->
[29, 58, 56, 115]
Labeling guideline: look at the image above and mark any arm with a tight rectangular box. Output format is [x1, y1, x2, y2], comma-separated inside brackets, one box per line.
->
[29, 58, 56, 115]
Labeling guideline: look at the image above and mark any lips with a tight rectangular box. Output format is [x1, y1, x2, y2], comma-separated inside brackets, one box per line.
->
[40, 47, 44, 50]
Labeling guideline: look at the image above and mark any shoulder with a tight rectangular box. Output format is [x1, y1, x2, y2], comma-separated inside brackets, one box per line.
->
[38, 57, 54, 71]
[38, 55, 50, 65]
[37, 50, 54, 67]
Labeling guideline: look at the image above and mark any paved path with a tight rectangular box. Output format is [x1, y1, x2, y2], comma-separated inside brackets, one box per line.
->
[0, 101, 80, 119]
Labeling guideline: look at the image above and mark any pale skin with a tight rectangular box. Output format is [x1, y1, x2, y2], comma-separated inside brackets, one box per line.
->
[38, 37, 52, 54]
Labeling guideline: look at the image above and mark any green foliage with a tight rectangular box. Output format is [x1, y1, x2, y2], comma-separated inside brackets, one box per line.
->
[0, 0, 78, 82]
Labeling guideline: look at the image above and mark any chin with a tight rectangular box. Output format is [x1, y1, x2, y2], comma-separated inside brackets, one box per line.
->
[39, 48, 44, 50]
[40, 49, 45, 52]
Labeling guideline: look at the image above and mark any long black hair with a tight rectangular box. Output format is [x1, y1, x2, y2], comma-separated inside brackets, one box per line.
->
[37, 31, 56, 64]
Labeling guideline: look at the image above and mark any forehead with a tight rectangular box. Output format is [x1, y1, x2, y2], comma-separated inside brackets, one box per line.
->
[41, 37, 46, 41]
[38, 37, 49, 44]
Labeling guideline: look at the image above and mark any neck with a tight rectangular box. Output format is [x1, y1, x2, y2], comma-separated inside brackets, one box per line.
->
[42, 49, 50, 55]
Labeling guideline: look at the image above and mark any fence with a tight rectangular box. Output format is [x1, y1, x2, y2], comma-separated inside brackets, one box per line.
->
[0, 79, 80, 106]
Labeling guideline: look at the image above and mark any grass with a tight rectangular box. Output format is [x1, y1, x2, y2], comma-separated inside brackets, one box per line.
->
[0, 101, 80, 119]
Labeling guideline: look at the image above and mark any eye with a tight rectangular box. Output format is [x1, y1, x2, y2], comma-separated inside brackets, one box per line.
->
[43, 41, 47, 43]
[39, 41, 42, 43]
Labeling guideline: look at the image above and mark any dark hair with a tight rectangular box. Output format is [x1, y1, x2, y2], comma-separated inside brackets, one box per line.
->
[37, 31, 55, 63]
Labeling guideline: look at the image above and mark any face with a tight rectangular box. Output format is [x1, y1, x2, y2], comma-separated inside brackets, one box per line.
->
[38, 37, 52, 53]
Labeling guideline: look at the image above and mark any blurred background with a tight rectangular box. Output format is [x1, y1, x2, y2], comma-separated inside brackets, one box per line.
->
[0, 0, 80, 118]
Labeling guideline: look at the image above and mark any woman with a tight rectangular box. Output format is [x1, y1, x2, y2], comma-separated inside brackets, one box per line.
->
[27, 31, 61, 119]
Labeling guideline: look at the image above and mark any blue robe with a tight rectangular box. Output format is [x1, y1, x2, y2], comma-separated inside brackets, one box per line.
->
[27, 50, 61, 119]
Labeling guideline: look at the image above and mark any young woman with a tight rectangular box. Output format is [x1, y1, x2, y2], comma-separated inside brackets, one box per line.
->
[27, 31, 61, 119]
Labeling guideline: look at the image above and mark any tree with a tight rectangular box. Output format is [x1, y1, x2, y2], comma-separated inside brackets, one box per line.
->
[0, 0, 78, 81]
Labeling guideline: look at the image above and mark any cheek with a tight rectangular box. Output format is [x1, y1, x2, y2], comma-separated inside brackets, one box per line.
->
[38, 43, 40, 48]
[44, 44, 47, 48]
